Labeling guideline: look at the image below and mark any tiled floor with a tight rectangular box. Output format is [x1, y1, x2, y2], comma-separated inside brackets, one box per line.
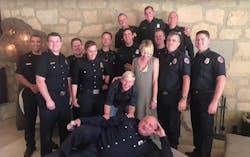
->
[0, 117, 224, 157]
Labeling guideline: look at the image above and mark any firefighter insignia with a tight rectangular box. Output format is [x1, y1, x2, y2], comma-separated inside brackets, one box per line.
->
[217, 56, 224, 63]
[172, 58, 177, 64]
[204, 58, 210, 64]
[184, 57, 190, 64]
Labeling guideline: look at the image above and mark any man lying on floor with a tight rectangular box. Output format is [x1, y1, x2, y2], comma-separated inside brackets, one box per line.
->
[45, 115, 173, 157]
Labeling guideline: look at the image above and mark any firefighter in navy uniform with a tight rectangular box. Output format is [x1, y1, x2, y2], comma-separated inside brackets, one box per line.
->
[165, 11, 194, 59]
[16, 35, 42, 157]
[158, 31, 191, 149]
[36, 32, 72, 156]
[187, 30, 226, 157]
[98, 32, 116, 85]
[67, 38, 85, 78]
[71, 40, 110, 118]
[67, 38, 85, 119]
[115, 28, 140, 77]
[154, 29, 166, 59]
[44, 115, 173, 157]
[138, 6, 166, 43]
[115, 13, 139, 49]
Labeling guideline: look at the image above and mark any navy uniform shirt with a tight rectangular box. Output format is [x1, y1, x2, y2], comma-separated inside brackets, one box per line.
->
[154, 47, 166, 59]
[98, 49, 116, 82]
[138, 18, 167, 43]
[105, 80, 138, 113]
[115, 25, 140, 49]
[191, 48, 226, 91]
[115, 43, 140, 76]
[165, 25, 194, 59]
[16, 52, 41, 84]
[159, 50, 191, 92]
[79, 116, 173, 157]
[36, 50, 70, 92]
[67, 54, 85, 78]
[71, 56, 110, 93]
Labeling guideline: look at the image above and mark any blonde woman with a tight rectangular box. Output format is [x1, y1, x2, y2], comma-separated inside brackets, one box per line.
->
[132, 40, 159, 119]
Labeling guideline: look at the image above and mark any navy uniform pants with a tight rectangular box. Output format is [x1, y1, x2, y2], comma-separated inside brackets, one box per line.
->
[190, 92, 214, 157]
[37, 93, 72, 156]
[157, 92, 181, 149]
[48, 124, 101, 157]
[76, 92, 104, 118]
[22, 88, 38, 148]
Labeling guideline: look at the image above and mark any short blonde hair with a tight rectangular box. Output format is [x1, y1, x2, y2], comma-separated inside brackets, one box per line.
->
[139, 40, 154, 56]
[122, 71, 135, 81]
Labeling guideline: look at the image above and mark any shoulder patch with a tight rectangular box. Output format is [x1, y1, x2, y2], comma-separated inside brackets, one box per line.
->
[217, 56, 224, 63]
[184, 57, 190, 64]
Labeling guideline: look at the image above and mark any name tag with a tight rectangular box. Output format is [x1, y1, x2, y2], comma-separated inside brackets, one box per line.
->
[93, 89, 100, 95]
[25, 62, 32, 66]
[50, 62, 56, 65]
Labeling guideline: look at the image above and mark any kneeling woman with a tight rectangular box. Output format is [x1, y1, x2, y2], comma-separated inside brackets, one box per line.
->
[103, 71, 138, 120]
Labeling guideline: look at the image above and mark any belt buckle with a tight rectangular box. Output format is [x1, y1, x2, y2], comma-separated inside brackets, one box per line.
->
[59, 91, 66, 96]
[162, 91, 168, 95]
[93, 89, 100, 95]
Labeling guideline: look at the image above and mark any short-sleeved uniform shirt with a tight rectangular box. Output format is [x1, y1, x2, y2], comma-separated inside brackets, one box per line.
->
[71, 56, 110, 92]
[67, 54, 85, 78]
[138, 18, 167, 43]
[159, 50, 191, 92]
[98, 49, 116, 81]
[154, 47, 166, 59]
[36, 50, 70, 92]
[16, 52, 41, 84]
[191, 48, 226, 91]
[115, 43, 140, 76]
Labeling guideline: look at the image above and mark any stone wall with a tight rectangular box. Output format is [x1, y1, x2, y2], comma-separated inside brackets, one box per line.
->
[1, 0, 250, 133]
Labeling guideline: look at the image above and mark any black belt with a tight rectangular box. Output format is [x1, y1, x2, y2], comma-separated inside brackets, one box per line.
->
[49, 90, 68, 96]
[81, 89, 100, 95]
[160, 90, 180, 95]
[191, 90, 214, 94]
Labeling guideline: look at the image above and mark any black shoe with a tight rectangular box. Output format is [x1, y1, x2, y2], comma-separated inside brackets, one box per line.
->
[51, 141, 59, 150]
[24, 147, 36, 157]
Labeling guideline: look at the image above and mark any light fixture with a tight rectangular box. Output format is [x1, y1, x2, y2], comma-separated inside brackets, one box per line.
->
[6, 44, 15, 51]
[19, 33, 30, 42]
[23, 35, 29, 41]
[5, 43, 17, 57]
[8, 29, 15, 36]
